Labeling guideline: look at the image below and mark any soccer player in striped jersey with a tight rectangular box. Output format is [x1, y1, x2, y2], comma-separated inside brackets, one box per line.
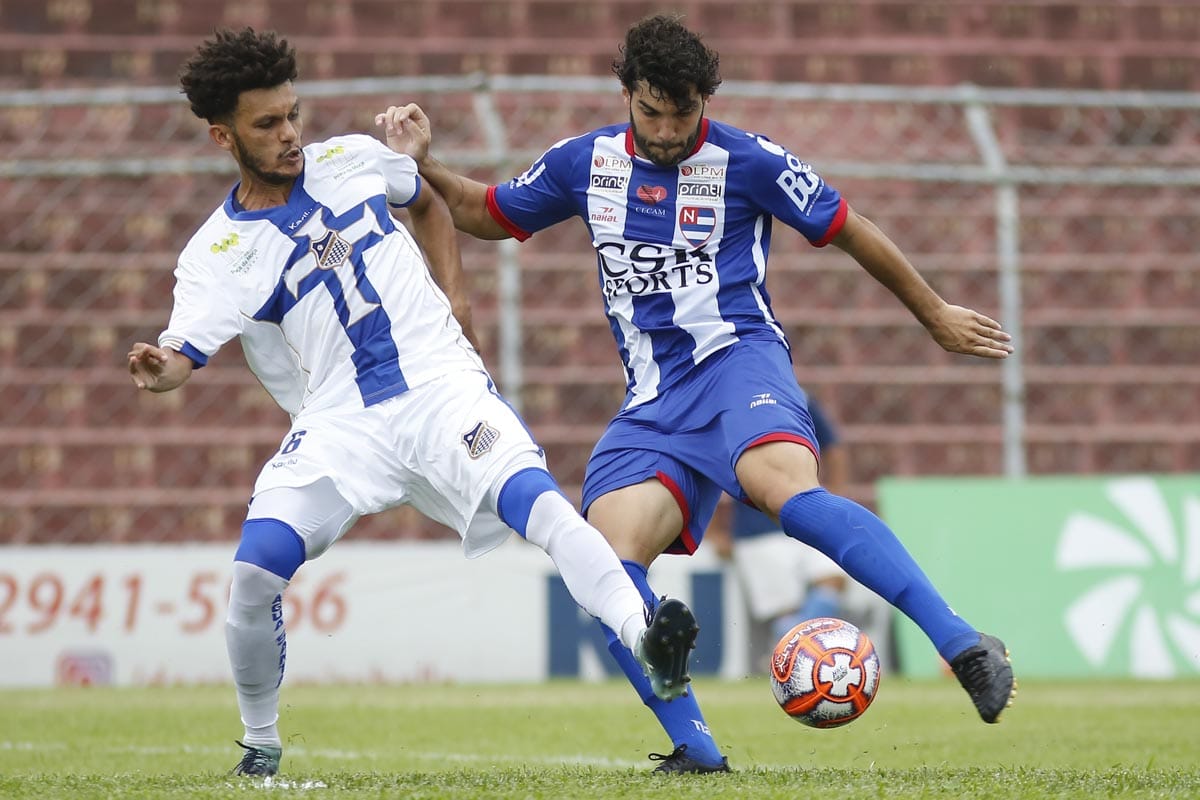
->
[127, 27, 699, 778]
[387, 13, 1017, 774]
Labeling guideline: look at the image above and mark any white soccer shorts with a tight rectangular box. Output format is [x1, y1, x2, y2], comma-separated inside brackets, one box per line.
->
[251, 369, 545, 558]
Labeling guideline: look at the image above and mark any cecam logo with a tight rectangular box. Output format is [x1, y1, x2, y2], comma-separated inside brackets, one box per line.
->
[1056, 477, 1200, 677]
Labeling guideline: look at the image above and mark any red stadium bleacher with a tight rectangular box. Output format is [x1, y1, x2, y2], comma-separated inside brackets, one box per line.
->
[1, 1, 1198, 545]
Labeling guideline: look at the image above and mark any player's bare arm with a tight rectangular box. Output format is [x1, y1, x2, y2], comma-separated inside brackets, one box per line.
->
[376, 103, 509, 240]
[406, 179, 480, 350]
[127, 342, 193, 392]
[832, 206, 1013, 359]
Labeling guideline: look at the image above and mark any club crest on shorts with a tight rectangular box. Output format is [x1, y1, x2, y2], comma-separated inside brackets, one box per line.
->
[462, 420, 500, 459]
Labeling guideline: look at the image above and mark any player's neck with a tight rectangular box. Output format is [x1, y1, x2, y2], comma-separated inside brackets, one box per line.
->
[235, 177, 295, 211]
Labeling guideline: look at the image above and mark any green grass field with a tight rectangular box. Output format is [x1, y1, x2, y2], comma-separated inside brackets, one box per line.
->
[2, 677, 1198, 799]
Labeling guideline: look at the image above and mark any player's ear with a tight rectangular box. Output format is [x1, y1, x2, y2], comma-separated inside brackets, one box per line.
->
[209, 123, 234, 152]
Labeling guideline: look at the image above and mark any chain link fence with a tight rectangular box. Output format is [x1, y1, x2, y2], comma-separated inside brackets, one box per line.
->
[2, 75, 1198, 544]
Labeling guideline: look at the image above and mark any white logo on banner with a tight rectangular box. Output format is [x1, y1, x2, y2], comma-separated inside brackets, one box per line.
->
[1056, 477, 1200, 677]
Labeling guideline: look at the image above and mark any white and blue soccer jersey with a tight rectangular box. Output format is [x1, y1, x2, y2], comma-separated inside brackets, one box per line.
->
[487, 118, 847, 408]
[159, 134, 483, 418]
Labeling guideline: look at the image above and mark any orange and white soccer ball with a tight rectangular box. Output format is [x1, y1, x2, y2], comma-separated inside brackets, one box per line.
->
[769, 617, 881, 728]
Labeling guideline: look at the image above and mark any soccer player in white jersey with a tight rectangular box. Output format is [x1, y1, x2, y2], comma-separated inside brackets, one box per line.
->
[126, 27, 701, 778]
[384, 14, 1017, 773]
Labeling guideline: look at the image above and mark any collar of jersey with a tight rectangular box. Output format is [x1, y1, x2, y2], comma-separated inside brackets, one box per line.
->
[224, 170, 312, 223]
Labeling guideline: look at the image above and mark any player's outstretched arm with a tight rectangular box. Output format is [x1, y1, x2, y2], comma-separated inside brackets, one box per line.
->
[831, 206, 1013, 360]
[127, 342, 193, 392]
[376, 103, 509, 241]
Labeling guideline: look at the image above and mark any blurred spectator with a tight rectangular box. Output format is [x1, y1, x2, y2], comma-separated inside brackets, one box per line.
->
[711, 395, 894, 672]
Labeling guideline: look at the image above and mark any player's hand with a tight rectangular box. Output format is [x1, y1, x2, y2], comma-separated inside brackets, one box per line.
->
[127, 342, 171, 390]
[375, 103, 432, 164]
[925, 305, 1013, 359]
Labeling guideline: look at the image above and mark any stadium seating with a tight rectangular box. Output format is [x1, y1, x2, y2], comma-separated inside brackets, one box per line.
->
[1, 2, 1198, 89]
[1, 1, 1197, 544]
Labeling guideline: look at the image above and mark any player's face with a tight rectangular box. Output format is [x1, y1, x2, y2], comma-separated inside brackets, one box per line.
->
[221, 83, 304, 186]
[625, 81, 706, 168]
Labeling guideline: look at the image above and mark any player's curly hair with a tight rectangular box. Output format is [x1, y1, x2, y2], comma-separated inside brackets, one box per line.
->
[179, 28, 298, 123]
[612, 14, 721, 111]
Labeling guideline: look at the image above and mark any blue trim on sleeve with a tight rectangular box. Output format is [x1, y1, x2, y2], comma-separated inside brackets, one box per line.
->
[388, 174, 421, 209]
[178, 341, 209, 368]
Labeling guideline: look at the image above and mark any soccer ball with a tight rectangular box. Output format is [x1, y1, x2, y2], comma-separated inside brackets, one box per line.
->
[769, 617, 881, 728]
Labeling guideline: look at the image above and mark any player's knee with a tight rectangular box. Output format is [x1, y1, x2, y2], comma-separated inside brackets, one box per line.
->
[496, 467, 565, 537]
[235, 518, 306, 580]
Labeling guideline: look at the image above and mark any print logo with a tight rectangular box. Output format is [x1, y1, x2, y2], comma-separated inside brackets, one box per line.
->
[636, 185, 668, 205]
[210, 232, 239, 254]
[1057, 477, 1200, 677]
[591, 174, 627, 192]
[750, 393, 777, 408]
[679, 182, 723, 199]
[462, 421, 500, 459]
[679, 206, 717, 246]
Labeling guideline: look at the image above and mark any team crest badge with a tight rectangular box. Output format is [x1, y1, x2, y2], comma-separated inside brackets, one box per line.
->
[679, 206, 717, 246]
[311, 229, 353, 269]
[462, 421, 500, 459]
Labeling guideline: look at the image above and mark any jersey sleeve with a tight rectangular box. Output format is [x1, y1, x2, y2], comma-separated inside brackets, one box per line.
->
[363, 136, 421, 208]
[157, 253, 243, 368]
[487, 136, 583, 241]
[745, 134, 847, 247]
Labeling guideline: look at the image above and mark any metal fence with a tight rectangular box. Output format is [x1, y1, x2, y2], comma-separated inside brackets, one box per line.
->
[2, 75, 1198, 543]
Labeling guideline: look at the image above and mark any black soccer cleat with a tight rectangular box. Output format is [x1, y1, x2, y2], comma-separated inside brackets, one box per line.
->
[648, 744, 732, 774]
[950, 633, 1016, 723]
[231, 740, 282, 777]
[634, 596, 700, 702]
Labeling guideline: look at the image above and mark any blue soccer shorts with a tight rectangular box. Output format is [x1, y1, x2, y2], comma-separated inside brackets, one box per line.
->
[581, 340, 819, 555]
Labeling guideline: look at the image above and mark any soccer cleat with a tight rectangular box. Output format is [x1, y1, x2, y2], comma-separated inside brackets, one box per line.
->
[231, 740, 282, 777]
[634, 596, 699, 702]
[648, 744, 731, 774]
[949, 633, 1016, 723]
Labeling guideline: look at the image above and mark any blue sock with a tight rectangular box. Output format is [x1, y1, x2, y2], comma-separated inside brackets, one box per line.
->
[598, 560, 724, 766]
[779, 489, 979, 662]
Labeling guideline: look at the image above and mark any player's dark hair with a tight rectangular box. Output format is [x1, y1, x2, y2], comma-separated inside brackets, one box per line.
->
[612, 14, 722, 111]
[179, 28, 298, 123]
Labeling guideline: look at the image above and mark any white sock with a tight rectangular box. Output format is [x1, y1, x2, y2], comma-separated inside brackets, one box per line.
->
[522, 492, 646, 651]
[226, 561, 290, 747]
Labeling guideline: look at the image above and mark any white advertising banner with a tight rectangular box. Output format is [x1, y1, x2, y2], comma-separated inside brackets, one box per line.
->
[0, 538, 754, 687]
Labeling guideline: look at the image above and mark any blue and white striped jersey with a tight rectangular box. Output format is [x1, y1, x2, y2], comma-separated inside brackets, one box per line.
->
[487, 118, 847, 408]
[159, 134, 483, 419]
